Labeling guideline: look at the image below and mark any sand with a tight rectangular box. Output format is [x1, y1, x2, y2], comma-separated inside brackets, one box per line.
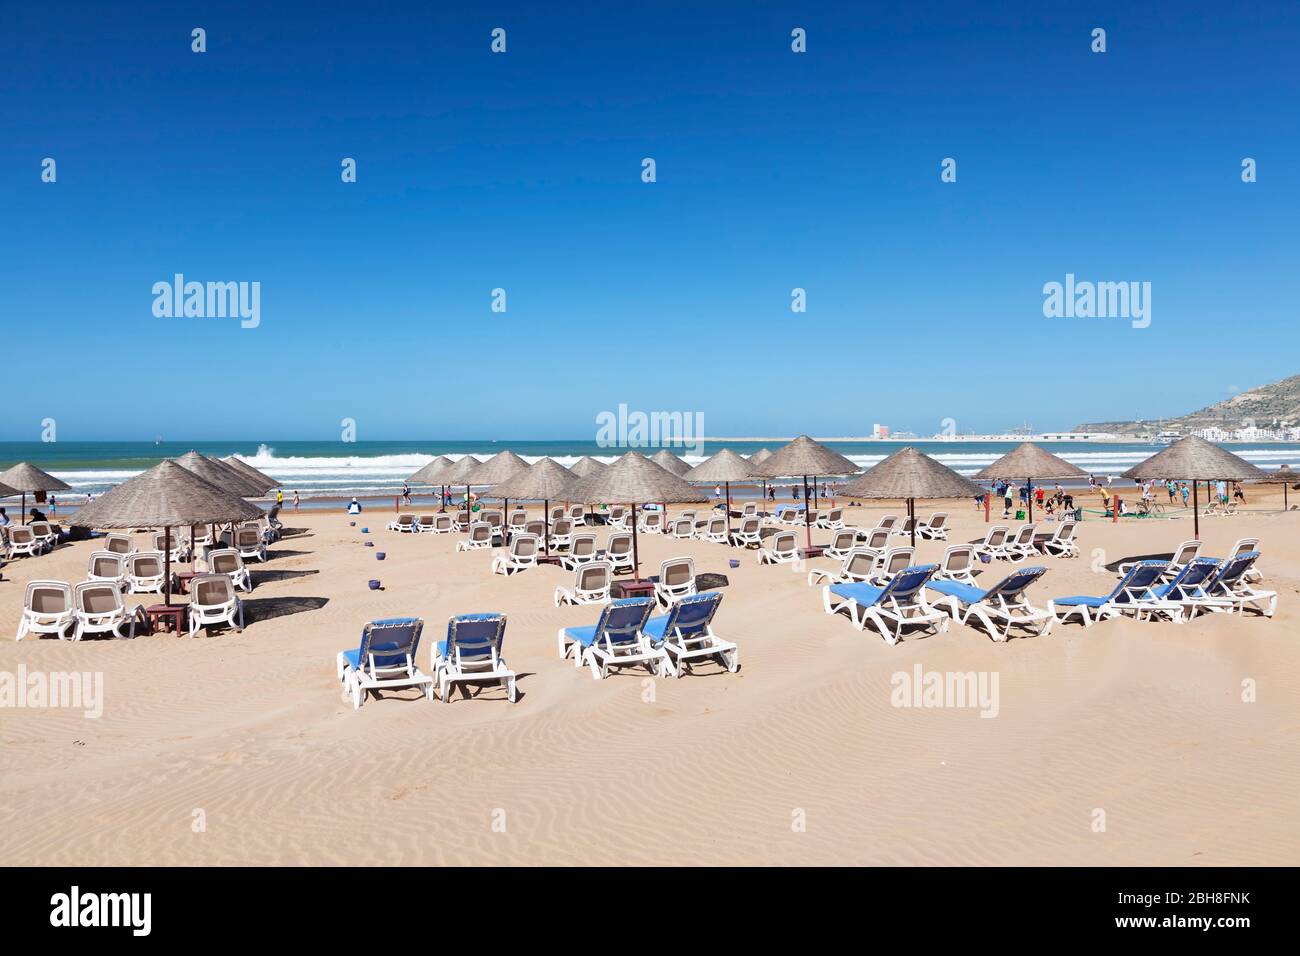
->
[1, 492, 1297, 866]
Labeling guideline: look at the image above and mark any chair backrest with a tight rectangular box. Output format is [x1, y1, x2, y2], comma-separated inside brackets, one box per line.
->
[525, 520, 547, 538]
[660, 557, 695, 587]
[608, 532, 631, 556]
[671, 518, 693, 536]
[443, 613, 505, 662]
[609, 506, 625, 521]
[880, 547, 915, 577]
[396, 514, 415, 526]
[570, 533, 597, 557]
[879, 564, 938, 603]
[592, 598, 655, 647]
[983, 525, 1009, 547]
[508, 511, 527, 528]
[843, 548, 877, 579]
[209, 549, 244, 575]
[1109, 560, 1169, 603]
[235, 528, 260, 548]
[358, 617, 425, 668]
[482, 510, 503, 529]
[570, 504, 585, 519]
[1164, 557, 1219, 594]
[927, 512, 947, 529]
[26, 580, 72, 614]
[864, 528, 890, 551]
[772, 531, 797, 554]
[739, 517, 760, 535]
[129, 551, 164, 576]
[152, 532, 171, 550]
[1012, 524, 1036, 544]
[941, 544, 975, 575]
[643, 512, 663, 528]
[877, 515, 897, 530]
[105, 534, 133, 554]
[983, 566, 1047, 603]
[576, 562, 611, 593]
[417, 514, 435, 528]
[192, 573, 236, 608]
[550, 506, 565, 521]
[1228, 538, 1259, 559]
[510, 534, 539, 558]
[89, 551, 124, 577]
[741, 503, 757, 516]
[827, 508, 842, 522]
[9, 526, 34, 544]
[75, 581, 122, 614]
[831, 529, 857, 551]
[706, 517, 725, 535]
[553, 518, 573, 536]
[1170, 539, 1201, 565]
[679, 510, 696, 522]
[1208, 551, 1260, 590]
[655, 592, 723, 639]
[30, 521, 52, 536]
[469, 521, 491, 542]
[434, 514, 453, 531]
[1053, 519, 1076, 541]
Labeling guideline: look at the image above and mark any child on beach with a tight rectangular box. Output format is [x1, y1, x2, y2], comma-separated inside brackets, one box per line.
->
[293, 490, 300, 510]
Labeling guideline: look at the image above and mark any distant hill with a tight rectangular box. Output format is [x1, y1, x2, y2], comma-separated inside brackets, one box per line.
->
[1076, 374, 1300, 436]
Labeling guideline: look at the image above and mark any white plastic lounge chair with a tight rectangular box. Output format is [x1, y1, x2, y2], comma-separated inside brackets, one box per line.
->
[654, 557, 697, 608]
[973, 525, 1011, 560]
[696, 516, 728, 544]
[387, 514, 417, 533]
[72, 581, 137, 641]
[729, 516, 763, 548]
[740, 502, 758, 518]
[234, 527, 267, 563]
[431, 513, 456, 534]
[104, 533, 134, 556]
[557, 598, 665, 679]
[1117, 538, 1200, 578]
[643, 591, 738, 677]
[822, 564, 947, 644]
[86, 550, 129, 592]
[807, 548, 877, 587]
[188, 573, 244, 636]
[638, 511, 664, 534]
[524, 520, 547, 541]
[490, 533, 539, 575]
[207, 548, 252, 592]
[1210, 537, 1263, 584]
[152, 531, 189, 562]
[875, 515, 899, 534]
[568, 504, 587, 526]
[560, 533, 600, 570]
[1124, 557, 1220, 623]
[870, 546, 915, 584]
[1189, 551, 1276, 618]
[605, 532, 635, 574]
[815, 508, 845, 530]
[29, 521, 58, 552]
[15, 580, 75, 641]
[126, 551, 167, 594]
[554, 561, 613, 607]
[336, 617, 433, 709]
[549, 519, 574, 551]
[757, 530, 799, 565]
[455, 522, 494, 552]
[916, 512, 949, 540]
[823, 529, 865, 561]
[999, 524, 1037, 562]
[606, 505, 627, 529]
[506, 511, 528, 536]
[549, 505, 566, 523]
[433, 613, 516, 703]
[893, 515, 916, 538]
[1035, 519, 1078, 558]
[1047, 560, 1169, 628]
[668, 517, 694, 540]
[927, 566, 1053, 641]
[934, 544, 979, 585]
[7, 526, 44, 558]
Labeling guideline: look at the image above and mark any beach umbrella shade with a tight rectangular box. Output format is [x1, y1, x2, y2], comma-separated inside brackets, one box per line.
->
[842, 446, 985, 547]
[974, 442, 1088, 521]
[437, 456, 485, 524]
[684, 448, 756, 538]
[222, 456, 280, 494]
[173, 451, 264, 498]
[0, 481, 23, 520]
[488, 457, 577, 554]
[408, 456, 455, 510]
[1264, 464, 1298, 510]
[567, 451, 708, 581]
[466, 451, 532, 538]
[753, 436, 858, 548]
[748, 448, 774, 509]
[568, 456, 607, 479]
[649, 449, 692, 477]
[0, 461, 72, 525]
[1121, 435, 1268, 536]
[68, 460, 263, 607]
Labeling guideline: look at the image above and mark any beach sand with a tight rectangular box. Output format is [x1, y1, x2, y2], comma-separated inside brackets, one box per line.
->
[1, 492, 1297, 866]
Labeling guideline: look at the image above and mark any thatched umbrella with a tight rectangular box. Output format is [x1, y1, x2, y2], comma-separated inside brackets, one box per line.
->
[568, 456, 607, 478]
[684, 448, 754, 538]
[842, 446, 985, 547]
[438, 455, 484, 521]
[1264, 464, 1298, 510]
[754, 436, 857, 548]
[0, 462, 72, 524]
[747, 448, 774, 509]
[649, 449, 692, 477]
[568, 451, 707, 581]
[1122, 435, 1268, 536]
[174, 451, 263, 498]
[222, 456, 280, 494]
[466, 450, 531, 533]
[69, 461, 263, 607]
[0, 481, 22, 520]
[974, 442, 1087, 522]
[489, 457, 577, 555]
[408, 456, 455, 510]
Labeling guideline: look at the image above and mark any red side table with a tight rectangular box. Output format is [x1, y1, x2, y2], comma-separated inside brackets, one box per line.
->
[145, 604, 187, 635]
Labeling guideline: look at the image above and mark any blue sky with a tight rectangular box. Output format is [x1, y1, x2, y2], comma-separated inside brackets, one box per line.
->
[3, 1, 1298, 440]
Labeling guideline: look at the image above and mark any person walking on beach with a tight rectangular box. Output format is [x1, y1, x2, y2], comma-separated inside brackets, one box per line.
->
[402, 481, 411, 505]
[0, 508, 9, 527]
[1180, 482, 1190, 507]
[293, 490, 301, 510]
[275, 488, 284, 508]
[1002, 483, 1014, 517]
[1233, 481, 1245, 503]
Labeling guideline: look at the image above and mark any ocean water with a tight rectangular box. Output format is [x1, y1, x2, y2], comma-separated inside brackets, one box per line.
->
[4, 440, 1299, 499]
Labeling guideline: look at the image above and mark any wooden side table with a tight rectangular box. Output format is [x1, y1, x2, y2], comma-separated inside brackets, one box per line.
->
[799, 546, 826, 559]
[613, 580, 656, 599]
[145, 604, 187, 635]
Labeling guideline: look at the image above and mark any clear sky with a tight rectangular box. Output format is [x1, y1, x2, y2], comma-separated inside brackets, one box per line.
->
[4, 1, 1298, 440]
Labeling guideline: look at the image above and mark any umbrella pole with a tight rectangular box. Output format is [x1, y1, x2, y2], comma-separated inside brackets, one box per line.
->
[1193, 481, 1199, 537]
[803, 475, 812, 549]
[164, 526, 172, 607]
[725, 480, 731, 539]
[910, 498, 916, 548]
[1027, 477, 1033, 522]
[631, 501, 640, 581]
[544, 499, 550, 555]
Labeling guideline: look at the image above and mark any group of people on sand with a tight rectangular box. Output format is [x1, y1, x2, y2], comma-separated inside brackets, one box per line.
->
[981, 479, 1075, 520]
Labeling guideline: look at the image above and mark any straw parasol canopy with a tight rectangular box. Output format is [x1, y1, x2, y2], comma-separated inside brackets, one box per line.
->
[489, 458, 578, 554]
[408, 456, 454, 484]
[466, 449, 531, 488]
[685, 449, 756, 535]
[0, 480, 21, 500]
[568, 452, 708, 579]
[0, 461, 72, 521]
[752, 436, 858, 547]
[974, 442, 1087, 521]
[568, 456, 607, 478]
[1122, 436, 1268, 536]
[748, 448, 773, 466]
[649, 449, 692, 476]
[223, 456, 280, 493]
[174, 450, 263, 497]
[439, 455, 483, 485]
[843, 446, 985, 546]
[68, 461, 264, 605]
[1262, 464, 1298, 510]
